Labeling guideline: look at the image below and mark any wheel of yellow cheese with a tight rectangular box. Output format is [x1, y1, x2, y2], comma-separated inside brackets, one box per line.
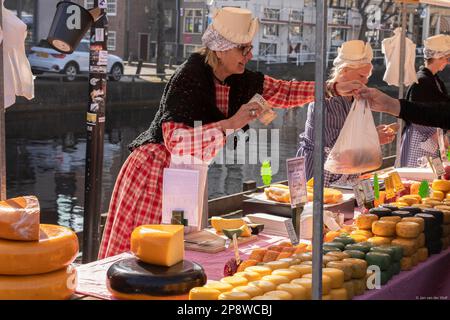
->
[0, 224, 79, 275]
[0, 265, 77, 300]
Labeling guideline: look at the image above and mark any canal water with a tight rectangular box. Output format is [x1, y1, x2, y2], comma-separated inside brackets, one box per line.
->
[5, 103, 396, 234]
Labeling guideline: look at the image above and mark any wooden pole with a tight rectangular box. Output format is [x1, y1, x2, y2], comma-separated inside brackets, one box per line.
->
[0, 2, 7, 201]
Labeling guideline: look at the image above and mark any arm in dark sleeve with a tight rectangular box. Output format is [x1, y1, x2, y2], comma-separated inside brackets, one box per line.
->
[399, 99, 450, 130]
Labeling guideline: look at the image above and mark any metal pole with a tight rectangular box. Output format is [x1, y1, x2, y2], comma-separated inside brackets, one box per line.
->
[312, 0, 327, 301]
[394, 2, 408, 168]
[175, 0, 181, 63]
[82, 0, 108, 263]
[0, 2, 6, 201]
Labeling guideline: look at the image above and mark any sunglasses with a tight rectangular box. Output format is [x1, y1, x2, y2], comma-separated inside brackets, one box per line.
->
[237, 44, 253, 56]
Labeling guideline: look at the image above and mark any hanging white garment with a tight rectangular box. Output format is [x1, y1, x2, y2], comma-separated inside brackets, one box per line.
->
[382, 27, 418, 87]
[1, 3, 34, 108]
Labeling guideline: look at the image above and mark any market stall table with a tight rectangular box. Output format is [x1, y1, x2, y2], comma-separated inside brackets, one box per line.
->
[75, 233, 450, 300]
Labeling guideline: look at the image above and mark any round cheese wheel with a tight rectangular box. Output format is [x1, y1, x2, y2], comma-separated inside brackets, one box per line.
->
[396, 221, 421, 238]
[251, 295, 281, 300]
[366, 252, 391, 271]
[432, 180, 450, 193]
[248, 280, 277, 293]
[220, 276, 248, 287]
[322, 255, 342, 265]
[264, 260, 289, 271]
[272, 268, 301, 281]
[401, 217, 425, 233]
[263, 290, 293, 300]
[345, 242, 371, 253]
[0, 224, 79, 275]
[343, 250, 366, 260]
[368, 208, 392, 219]
[352, 278, 366, 296]
[417, 233, 426, 248]
[349, 234, 368, 243]
[204, 280, 233, 293]
[355, 214, 379, 230]
[410, 252, 419, 267]
[276, 283, 307, 300]
[431, 190, 445, 201]
[342, 258, 368, 279]
[342, 280, 355, 300]
[326, 251, 350, 260]
[422, 209, 444, 225]
[329, 287, 348, 300]
[189, 287, 221, 300]
[351, 229, 373, 238]
[399, 207, 423, 215]
[232, 285, 264, 298]
[391, 238, 418, 257]
[107, 258, 206, 299]
[372, 220, 397, 237]
[289, 264, 312, 277]
[291, 278, 313, 300]
[245, 266, 272, 277]
[417, 247, 429, 262]
[0, 265, 76, 300]
[380, 216, 402, 223]
[296, 252, 313, 262]
[391, 210, 414, 218]
[367, 236, 392, 246]
[218, 291, 251, 300]
[302, 273, 332, 295]
[261, 275, 290, 286]
[326, 261, 353, 281]
[322, 267, 345, 289]
[400, 256, 413, 271]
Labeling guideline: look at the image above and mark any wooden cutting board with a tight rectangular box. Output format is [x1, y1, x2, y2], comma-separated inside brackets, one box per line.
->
[184, 228, 258, 253]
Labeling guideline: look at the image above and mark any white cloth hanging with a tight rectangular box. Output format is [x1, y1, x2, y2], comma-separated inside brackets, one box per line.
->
[382, 27, 418, 87]
[1, 3, 34, 108]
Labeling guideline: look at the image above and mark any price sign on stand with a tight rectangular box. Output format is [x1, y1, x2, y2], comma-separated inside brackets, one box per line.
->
[385, 176, 396, 199]
[361, 179, 375, 202]
[428, 156, 445, 178]
[286, 157, 308, 208]
[352, 181, 365, 208]
[389, 172, 405, 193]
[284, 219, 299, 246]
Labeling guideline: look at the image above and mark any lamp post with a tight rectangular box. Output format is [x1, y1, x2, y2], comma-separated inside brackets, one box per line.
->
[82, 0, 108, 263]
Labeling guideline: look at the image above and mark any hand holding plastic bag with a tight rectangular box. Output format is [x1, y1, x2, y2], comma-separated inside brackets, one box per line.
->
[325, 99, 382, 174]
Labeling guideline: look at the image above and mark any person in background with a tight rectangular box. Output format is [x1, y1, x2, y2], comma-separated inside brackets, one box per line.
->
[357, 87, 450, 129]
[296, 40, 397, 187]
[98, 7, 362, 259]
[400, 34, 450, 167]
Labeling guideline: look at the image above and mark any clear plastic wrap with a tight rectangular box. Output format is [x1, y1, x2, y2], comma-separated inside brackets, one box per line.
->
[0, 196, 40, 241]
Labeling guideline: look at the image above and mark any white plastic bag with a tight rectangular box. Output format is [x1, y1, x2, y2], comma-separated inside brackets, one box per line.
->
[325, 99, 382, 174]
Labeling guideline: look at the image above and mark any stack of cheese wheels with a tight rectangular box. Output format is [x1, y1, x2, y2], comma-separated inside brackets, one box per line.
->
[190, 242, 357, 300]
[0, 223, 79, 300]
[415, 212, 443, 256]
[367, 245, 403, 285]
[401, 217, 428, 264]
[391, 219, 421, 271]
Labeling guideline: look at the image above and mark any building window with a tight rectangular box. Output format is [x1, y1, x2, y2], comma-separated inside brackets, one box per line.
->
[331, 9, 347, 24]
[184, 9, 203, 34]
[329, 0, 347, 8]
[108, 31, 116, 51]
[262, 24, 279, 38]
[85, 0, 117, 16]
[259, 43, 277, 56]
[330, 28, 347, 46]
[289, 10, 303, 23]
[289, 25, 303, 39]
[165, 9, 173, 28]
[263, 8, 280, 20]
[184, 45, 201, 58]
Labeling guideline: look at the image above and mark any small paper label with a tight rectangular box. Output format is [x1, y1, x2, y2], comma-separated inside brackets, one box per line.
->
[385, 176, 396, 199]
[352, 182, 365, 208]
[286, 157, 308, 208]
[98, 51, 108, 66]
[429, 156, 445, 177]
[284, 219, 299, 246]
[232, 234, 240, 265]
[390, 172, 405, 192]
[361, 179, 375, 202]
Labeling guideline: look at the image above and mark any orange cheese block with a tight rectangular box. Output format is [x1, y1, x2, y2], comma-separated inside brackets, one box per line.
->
[372, 220, 397, 237]
[355, 214, 378, 230]
[0, 265, 76, 300]
[131, 225, 184, 267]
[189, 287, 221, 300]
[392, 238, 418, 257]
[0, 196, 40, 241]
[401, 217, 425, 233]
[432, 180, 450, 193]
[302, 274, 332, 295]
[232, 285, 264, 298]
[276, 283, 307, 300]
[210, 217, 247, 232]
[0, 224, 78, 275]
[264, 290, 293, 300]
[396, 222, 420, 238]
[330, 287, 348, 300]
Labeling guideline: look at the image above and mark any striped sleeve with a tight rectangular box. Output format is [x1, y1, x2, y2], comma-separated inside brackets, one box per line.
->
[162, 121, 226, 163]
[262, 75, 315, 108]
